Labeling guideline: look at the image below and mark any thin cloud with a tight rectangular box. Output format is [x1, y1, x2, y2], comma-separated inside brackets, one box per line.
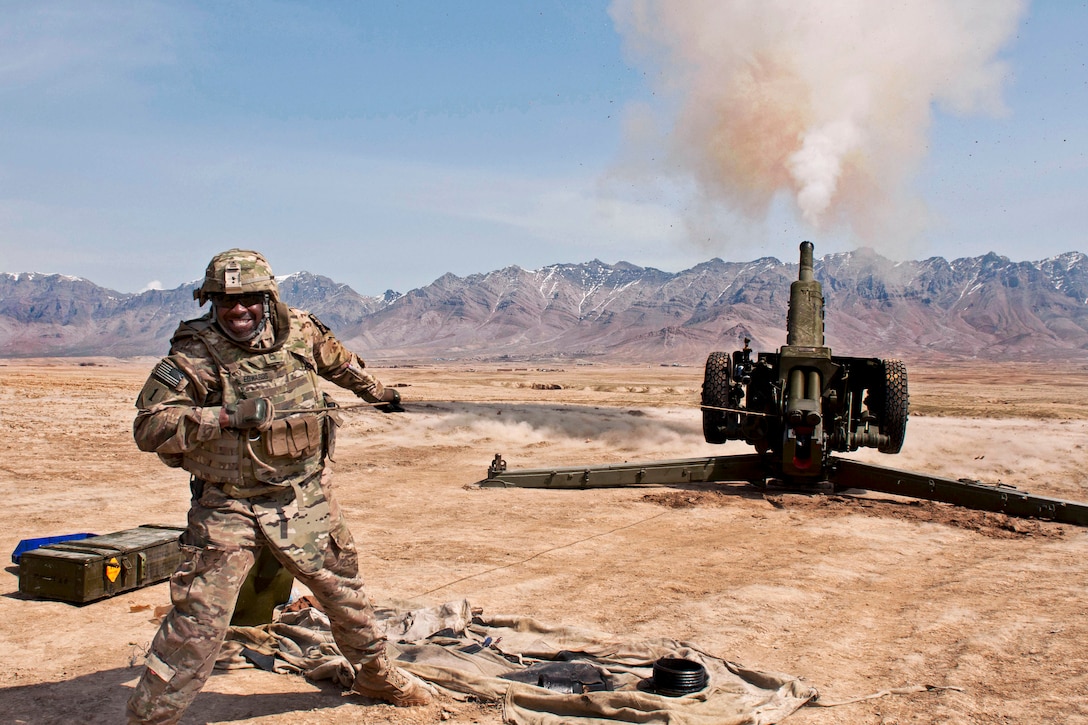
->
[0, 1, 189, 94]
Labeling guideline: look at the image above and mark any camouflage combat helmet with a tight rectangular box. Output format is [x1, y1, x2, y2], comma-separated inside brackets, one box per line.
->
[194, 249, 279, 305]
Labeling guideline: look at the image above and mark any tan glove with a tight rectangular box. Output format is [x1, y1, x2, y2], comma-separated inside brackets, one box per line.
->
[221, 398, 274, 430]
[375, 388, 405, 414]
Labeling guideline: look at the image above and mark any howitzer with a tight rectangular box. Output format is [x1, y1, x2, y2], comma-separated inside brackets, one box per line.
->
[479, 242, 1088, 527]
[700, 241, 907, 477]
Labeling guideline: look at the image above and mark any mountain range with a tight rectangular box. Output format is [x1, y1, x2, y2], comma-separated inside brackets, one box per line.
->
[3, 248, 1087, 364]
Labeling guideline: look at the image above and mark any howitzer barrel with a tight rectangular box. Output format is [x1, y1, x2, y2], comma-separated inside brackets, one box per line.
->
[786, 241, 824, 347]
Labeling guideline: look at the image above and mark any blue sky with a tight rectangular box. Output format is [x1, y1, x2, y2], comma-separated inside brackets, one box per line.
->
[1, 0, 1085, 296]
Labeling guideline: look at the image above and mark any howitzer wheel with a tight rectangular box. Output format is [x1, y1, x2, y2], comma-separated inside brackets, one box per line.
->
[876, 359, 909, 454]
[701, 351, 733, 445]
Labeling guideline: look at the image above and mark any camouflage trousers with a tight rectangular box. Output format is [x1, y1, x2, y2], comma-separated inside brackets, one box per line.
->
[126, 469, 385, 724]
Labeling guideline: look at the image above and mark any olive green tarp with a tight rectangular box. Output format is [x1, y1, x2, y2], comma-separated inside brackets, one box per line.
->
[216, 599, 817, 725]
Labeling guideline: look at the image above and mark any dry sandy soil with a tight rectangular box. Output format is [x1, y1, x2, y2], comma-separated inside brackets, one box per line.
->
[1, 357, 1087, 724]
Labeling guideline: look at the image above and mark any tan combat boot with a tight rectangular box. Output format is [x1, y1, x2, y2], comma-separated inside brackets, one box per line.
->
[351, 649, 433, 707]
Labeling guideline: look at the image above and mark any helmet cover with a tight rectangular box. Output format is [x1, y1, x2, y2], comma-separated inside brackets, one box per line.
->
[194, 249, 279, 305]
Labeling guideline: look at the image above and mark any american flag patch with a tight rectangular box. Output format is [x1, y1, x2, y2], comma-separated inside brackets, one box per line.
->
[152, 360, 187, 390]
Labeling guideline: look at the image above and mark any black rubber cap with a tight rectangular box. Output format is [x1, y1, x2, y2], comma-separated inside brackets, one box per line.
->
[651, 657, 708, 696]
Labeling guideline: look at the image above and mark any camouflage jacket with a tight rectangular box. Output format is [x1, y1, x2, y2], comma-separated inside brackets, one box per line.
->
[134, 307, 388, 491]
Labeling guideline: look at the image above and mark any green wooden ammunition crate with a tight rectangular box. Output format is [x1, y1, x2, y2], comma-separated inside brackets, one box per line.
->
[18, 524, 186, 604]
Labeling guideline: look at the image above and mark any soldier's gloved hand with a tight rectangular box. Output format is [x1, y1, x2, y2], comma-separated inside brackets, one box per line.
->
[375, 388, 405, 414]
[221, 397, 275, 430]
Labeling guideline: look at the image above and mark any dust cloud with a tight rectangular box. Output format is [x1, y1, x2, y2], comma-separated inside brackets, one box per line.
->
[610, 0, 1026, 252]
[348, 402, 1088, 501]
[378, 402, 1088, 503]
[851, 416, 1088, 501]
[367, 402, 739, 461]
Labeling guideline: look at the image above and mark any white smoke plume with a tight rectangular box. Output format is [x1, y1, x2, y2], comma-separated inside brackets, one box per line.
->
[610, 0, 1026, 248]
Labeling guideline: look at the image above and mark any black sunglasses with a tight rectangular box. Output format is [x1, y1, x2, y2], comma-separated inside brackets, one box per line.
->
[212, 293, 266, 308]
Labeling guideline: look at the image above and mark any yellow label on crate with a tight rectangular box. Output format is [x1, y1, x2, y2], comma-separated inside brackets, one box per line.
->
[105, 557, 121, 583]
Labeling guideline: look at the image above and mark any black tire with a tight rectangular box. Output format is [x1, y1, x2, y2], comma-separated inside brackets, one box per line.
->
[876, 359, 909, 454]
[701, 351, 732, 444]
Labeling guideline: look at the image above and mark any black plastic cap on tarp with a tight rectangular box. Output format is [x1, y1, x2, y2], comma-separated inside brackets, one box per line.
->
[650, 657, 708, 696]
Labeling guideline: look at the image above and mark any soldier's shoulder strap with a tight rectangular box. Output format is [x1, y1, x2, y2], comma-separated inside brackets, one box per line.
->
[275, 306, 331, 342]
[168, 314, 230, 368]
[305, 310, 332, 336]
[169, 314, 215, 346]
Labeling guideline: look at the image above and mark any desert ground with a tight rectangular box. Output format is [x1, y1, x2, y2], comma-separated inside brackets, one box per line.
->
[1, 357, 1087, 724]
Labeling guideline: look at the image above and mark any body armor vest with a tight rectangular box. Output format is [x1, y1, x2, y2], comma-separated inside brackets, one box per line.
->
[180, 312, 328, 488]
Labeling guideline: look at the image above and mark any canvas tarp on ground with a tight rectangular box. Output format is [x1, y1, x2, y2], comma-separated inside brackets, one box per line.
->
[216, 599, 817, 724]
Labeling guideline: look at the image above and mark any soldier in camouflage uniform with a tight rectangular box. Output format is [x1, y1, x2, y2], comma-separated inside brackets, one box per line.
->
[126, 249, 431, 724]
